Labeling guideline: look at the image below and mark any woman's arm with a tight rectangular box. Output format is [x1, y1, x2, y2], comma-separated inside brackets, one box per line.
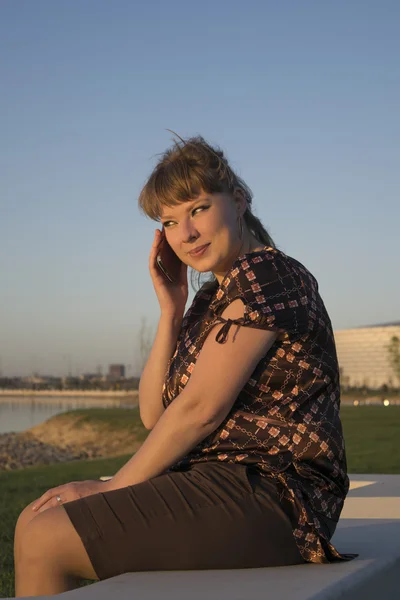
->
[138, 313, 182, 430]
[139, 226, 189, 430]
[104, 299, 277, 492]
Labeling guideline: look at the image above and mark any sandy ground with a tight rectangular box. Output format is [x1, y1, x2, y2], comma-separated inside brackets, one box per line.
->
[27, 413, 142, 454]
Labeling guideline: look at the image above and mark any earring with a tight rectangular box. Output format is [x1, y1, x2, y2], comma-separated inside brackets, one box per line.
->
[237, 215, 243, 240]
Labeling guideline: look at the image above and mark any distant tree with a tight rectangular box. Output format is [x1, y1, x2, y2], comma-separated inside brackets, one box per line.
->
[387, 336, 400, 387]
[339, 367, 351, 390]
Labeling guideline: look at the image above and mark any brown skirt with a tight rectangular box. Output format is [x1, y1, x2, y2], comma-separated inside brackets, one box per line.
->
[63, 462, 305, 581]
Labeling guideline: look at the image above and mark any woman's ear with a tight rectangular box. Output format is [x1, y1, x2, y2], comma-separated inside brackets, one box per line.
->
[233, 188, 247, 216]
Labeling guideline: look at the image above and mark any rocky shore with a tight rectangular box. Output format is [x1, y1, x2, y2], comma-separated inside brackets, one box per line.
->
[0, 412, 143, 472]
[0, 431, 103, 471]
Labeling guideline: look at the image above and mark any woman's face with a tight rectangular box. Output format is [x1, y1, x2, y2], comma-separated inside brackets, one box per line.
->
[160, 191, 244, 282]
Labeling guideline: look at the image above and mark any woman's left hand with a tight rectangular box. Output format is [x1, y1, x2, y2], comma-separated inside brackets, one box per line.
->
[31, 479, 111, 513]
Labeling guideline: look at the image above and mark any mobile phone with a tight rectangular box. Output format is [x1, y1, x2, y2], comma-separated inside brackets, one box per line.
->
[156, 228, 182, 283]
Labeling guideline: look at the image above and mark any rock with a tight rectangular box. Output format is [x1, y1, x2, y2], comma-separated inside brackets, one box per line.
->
[0, 431, 103, 471]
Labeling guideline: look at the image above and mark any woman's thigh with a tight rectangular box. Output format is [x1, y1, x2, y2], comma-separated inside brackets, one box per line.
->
[62, 462, 303, 580]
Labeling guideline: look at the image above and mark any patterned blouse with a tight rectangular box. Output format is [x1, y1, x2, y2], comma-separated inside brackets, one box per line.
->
[162, 246, 354, 564]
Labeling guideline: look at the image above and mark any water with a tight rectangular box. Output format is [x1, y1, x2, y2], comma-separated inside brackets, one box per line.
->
[0, 396, 131, 434]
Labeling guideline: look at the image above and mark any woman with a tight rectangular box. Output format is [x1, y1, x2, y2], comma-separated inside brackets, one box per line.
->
[14, 135, 354, 597]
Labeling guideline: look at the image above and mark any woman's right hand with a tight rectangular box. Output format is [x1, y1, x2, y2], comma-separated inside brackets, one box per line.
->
[149, 229, 189, 319]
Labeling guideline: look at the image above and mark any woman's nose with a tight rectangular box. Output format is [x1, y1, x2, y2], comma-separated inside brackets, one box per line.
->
[180, 220, 199, 243]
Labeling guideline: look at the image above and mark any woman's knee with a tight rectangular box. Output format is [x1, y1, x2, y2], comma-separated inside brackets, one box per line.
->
[15, 506, 99, 581]
[14, 501, 41, 548]
[15, 507, 67, 568]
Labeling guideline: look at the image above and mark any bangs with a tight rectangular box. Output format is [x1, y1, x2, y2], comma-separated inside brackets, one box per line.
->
[139, 159, 227, 221]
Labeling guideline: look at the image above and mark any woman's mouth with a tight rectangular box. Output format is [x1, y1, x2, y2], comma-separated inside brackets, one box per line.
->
[188, 243, 210, 258]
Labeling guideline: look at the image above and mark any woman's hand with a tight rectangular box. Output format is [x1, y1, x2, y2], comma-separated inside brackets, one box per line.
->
[149, 229, 188, 318]
[31, 479, 109, 513]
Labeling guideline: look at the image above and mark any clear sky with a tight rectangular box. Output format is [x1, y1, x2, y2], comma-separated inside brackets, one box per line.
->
[1, 0, 399, 377]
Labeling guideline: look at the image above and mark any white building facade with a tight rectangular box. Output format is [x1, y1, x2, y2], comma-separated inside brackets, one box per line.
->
[334, 323, 400, 389]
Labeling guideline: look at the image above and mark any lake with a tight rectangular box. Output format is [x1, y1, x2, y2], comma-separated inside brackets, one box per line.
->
[0, 396, 134, 435]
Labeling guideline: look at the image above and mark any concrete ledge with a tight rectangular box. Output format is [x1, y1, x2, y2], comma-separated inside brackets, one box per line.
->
[11, 475, 400, 600]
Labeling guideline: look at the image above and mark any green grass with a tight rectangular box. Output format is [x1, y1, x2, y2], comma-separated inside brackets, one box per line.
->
[43, 407, 149, 442]
[61, 407, 144, 430]
[0, 405, 399, 597]
[341, 406, 400, 473]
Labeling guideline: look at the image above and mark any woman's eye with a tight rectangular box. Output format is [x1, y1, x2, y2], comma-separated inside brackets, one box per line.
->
[162, 206, 209, 228]
[193, 205, 209, 215]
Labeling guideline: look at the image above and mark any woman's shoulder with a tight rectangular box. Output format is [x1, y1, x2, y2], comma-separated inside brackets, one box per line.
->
[208, 246, 320, 339]
[216, 246, 317, 299]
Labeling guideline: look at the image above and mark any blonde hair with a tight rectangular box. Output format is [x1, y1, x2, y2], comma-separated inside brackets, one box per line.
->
[138, 134, 275, 291]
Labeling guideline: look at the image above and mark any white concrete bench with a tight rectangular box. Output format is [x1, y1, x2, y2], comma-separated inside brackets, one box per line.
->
[14, 474, 400, 600]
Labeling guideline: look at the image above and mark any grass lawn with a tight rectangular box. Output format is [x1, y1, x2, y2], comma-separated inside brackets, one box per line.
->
[341, 406, 400, 473]
[0, 405, 399, 597]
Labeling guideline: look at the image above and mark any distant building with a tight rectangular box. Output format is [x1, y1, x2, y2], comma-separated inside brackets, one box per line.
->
[334, 322, 400, 389]
[108, 364, 126, 379]
[80, 373, 99, 381]
[22, 375, 47, 385]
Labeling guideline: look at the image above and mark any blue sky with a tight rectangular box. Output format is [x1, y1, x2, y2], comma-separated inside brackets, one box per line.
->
[1, 0, 399, 377]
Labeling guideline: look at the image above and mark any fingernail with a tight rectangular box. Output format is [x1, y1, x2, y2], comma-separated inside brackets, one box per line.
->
[32, 505, 37, 511]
